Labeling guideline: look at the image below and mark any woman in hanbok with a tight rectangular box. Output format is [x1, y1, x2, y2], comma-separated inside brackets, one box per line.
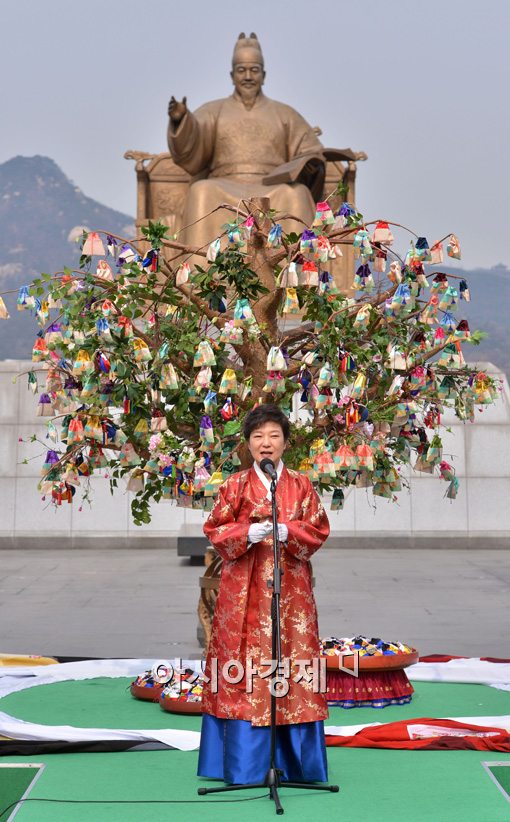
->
[197, 404, 330, 784]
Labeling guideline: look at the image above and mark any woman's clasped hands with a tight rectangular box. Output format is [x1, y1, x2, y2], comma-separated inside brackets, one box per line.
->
[248, 521, 288, 544]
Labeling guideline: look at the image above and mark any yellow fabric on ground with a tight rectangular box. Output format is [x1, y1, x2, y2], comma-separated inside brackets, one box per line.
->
[0, 654, 58, 667]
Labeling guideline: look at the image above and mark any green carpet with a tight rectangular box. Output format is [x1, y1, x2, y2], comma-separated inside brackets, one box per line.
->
[0, 765, 42, 819]
[487, 764, 510, 801]
[2, 676, 510, 731]
[1, 678, 510, 820]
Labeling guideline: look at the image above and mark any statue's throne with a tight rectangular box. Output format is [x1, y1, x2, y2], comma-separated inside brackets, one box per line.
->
[125, 139, 365, 291]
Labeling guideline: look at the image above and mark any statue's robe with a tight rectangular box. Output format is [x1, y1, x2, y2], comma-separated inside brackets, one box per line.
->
[202, 465, 330, 727]
[168, 92, 324, 246]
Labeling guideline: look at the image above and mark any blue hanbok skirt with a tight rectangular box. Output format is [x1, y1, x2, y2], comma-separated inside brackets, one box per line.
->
[197, 713, 328, 784]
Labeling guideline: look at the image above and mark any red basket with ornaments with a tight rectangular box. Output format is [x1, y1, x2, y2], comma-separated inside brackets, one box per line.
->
[321, 636, 418, 708]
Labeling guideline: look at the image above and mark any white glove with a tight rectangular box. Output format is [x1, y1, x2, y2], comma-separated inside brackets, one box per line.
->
[248, 521, 272, 544]
[277, 523, 288, 543]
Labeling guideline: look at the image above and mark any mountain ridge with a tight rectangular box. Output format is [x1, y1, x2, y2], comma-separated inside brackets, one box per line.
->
[0, 155, 508, 373]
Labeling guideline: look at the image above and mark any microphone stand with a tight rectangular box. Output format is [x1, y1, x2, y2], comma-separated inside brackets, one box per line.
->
[198, 469, 339, 814]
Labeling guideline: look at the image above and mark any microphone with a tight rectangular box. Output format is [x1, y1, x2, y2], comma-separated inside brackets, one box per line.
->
[260, 458, 278, 480]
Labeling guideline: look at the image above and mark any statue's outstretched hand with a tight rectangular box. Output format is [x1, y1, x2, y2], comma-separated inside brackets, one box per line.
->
[168, 96, 188, 125]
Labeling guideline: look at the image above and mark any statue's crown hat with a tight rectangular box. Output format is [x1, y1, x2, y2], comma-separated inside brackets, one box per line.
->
[232, 32, 264, 67]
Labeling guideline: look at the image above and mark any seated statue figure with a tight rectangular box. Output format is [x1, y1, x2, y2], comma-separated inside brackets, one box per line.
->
[167, 32, 327, 247]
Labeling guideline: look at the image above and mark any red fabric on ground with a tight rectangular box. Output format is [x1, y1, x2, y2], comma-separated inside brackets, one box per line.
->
[325, 717, 510, 751]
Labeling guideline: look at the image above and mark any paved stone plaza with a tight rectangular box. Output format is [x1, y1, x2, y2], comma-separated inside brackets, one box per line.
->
[0, 546, 508, 660]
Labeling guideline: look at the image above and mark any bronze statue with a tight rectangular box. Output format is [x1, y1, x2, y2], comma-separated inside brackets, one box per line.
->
[167, 33, 327, 247]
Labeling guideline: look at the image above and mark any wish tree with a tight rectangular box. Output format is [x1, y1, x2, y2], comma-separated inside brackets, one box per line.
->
[0, 195, 499, 524]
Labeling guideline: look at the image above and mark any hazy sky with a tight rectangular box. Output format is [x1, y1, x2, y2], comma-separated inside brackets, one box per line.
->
[1, 0, 508, 269]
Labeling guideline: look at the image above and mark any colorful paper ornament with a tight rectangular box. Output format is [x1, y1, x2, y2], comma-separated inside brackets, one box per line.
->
[176, 262, 191, 286]
[160, 363, 179, 391]
[426, 434, 442, 465]
[239, 377, 253, 401]
[282, 287, 300, 315]
[371, 221, 394, 244]
[44, 322, 63, 346]
[419, 295, 439, 325]
[300, 229, 317, 256]
[459, 280, 470, 301]
[298, 261, 319, 287]
[353, 229, 372, 260]
[82, 232, 105, 256]
[242, 215, 255, 238]
[0, 296, 9, 319]
[315, 235, 333, 263]
[267, 346, 287, 371]
[314, 450, 337, 478]
[447, 234, 461, 260]
[352, 372, 367, 398]
[32, 337, 48, 362]
[226, 222, 244, 247]
[133, 418, 149, 439]
[203, 390, 217, 413]
[267, 224, 283, 248]
[317, 362, 333, 388]
[331, 488, 345, 511]
[352, 304, 371, 331]
[67, 417, 85, 443]
[233, 298, 254, 326]
[315, 388, 334, 410]
[454, 320, 470, 341]
[353, 263, 374, 292]
[83, 415, 103, 441]
[356, 443, 374, 471]
[204, 471, 224, 497]
[119, 442, 141, 467]
[17, 286, 32, 311]
[297, 366, 312, 401]
[42, 449, 60, 477]
[27, 371, 38, 395]
[438, 287, 457, 312]
[415, 237, 432, 262]
[207, 238, 221, 262]
[151, 410, 168, 432]
[219, 368, 238, 394]
[118, 244, 138, 267]
[279, 262, 299, 288]
[126, 471, 145, 493]
[220, 397, 238, 421]
[471, 372, 495, 404]
[373, 248, 387, 273]
[388, 261, 402, 284]
[96, 260, 114, 281]
[438, 375, 457, 401]
[209, 293, 227, 313]
[193, 340, 216, 368]
[410, 366, 427, 389]
[339, 351, 356, 373]
[334, 202, 359, 228]
[318, 271, 334, 294]
[430, 242, 443, 265]
[96, 317, 111, 339]
[312, 201, 335, 228]
[36, 300, 49, 324]
[73, 349, 94, 375]
[200, 414, 214, 451]
[263, 371, 286, 394]
[334, 444, 356, 468]
[194, 366, 212, 392]
[131, 338, 151, 363]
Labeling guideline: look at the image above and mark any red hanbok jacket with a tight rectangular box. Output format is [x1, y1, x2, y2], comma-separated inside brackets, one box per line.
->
[202, 465, 330, 726]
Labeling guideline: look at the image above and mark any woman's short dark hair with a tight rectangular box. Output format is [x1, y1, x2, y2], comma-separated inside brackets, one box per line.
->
[243, 404, 290, 441]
